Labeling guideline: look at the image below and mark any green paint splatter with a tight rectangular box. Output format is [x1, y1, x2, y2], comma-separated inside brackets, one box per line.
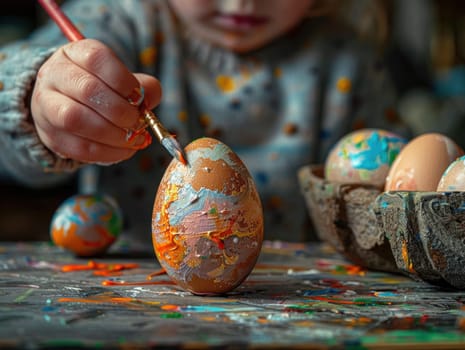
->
[285, 305, 315, 314]
[14, 288, 34, 303]
[39, 340, 104, 348]
[343, 342, 368, 350]
[362, 330, 465, 345]
[160, 312, 183, 319]
[334, 265, 348, 273]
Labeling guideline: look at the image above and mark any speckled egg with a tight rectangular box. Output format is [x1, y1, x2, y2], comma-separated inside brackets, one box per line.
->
[50, 194, 123, 257]
[325, 129, 407, 187]
[385, 133, 464, 191]
[152, 137, 264, 295]
[437, 155, 465, 191]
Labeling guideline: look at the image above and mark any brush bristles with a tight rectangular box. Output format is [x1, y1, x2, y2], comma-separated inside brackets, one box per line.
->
[161, 137, 187, 165]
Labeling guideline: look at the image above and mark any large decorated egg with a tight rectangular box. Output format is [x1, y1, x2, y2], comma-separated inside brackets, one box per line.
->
[50, 194, 123, 257]
[152, 137, 264, 295]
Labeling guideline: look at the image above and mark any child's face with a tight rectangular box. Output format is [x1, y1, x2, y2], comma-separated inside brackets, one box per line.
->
[168, 0, 315, 53]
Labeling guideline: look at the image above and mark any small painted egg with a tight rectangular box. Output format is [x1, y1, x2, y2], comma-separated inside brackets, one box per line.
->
[152, 137, 264, 295]
[437, 155, 465, 191]
[385, 133, 464, 191]
[325, 128, 407, 187]
[50, 194, 123, 257]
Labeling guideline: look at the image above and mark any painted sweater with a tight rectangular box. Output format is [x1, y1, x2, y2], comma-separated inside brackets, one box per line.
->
[0, 0, 410, 245]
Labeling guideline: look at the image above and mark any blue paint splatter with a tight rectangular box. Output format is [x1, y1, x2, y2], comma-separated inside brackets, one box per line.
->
[303, 288, 341, 296]
[255, 171, 268, 185]
[345, 132, 405, 171]
[180, 305, 227, 312]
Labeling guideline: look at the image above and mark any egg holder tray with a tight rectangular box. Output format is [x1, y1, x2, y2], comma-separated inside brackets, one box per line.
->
[298, 164, 465, 289]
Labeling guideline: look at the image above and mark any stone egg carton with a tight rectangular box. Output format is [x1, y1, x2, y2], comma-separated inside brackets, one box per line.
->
[298, 164, 465, 289]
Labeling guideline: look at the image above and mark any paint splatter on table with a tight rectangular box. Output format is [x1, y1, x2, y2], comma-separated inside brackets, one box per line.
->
[1, 241, 465, 349]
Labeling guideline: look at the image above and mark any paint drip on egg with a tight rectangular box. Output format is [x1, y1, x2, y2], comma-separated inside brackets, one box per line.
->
[152, 137, 264, 295]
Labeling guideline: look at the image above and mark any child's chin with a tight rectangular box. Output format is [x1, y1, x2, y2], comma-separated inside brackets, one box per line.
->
[215, 39, 270, 54]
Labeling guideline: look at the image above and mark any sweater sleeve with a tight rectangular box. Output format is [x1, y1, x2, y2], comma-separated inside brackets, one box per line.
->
[0, 0, 147, 188]
[0, 40, 81, 187]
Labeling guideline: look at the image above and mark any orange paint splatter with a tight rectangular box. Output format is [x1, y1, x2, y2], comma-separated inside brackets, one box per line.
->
[178, 110, 188, 122]
[344, 265, 366, 276]
[216, 75, 235, 93]
[210, 236, 225, 250]
[176, 149, 187, 165]
[401, 241, 415, 273]
[140, 46, 157, 66]
[153, 183, 185, 269]
[161, 304, 179, 311]
[146, 268, 167, 280]
[58, 296, 133, 304]
[199, 114, 211, 128]
[336, 77, 352, 93]
[283, 123, 298, 135]
[61, 260, 139, 276]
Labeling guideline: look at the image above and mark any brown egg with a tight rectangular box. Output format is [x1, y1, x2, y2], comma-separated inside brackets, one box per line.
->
[385, 133, 464, 191]
[152, 137, 264, 295]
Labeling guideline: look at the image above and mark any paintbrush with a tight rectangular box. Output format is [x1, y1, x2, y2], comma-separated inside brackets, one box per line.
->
[37, 0, 187, 165]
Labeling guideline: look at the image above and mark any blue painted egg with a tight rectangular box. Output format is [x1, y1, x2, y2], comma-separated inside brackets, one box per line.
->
[325, 129, 407, 187]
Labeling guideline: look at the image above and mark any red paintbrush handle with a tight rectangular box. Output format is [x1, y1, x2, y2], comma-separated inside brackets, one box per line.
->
[37, 0, 85, 42]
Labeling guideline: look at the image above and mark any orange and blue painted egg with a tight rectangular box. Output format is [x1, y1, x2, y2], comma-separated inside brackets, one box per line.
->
[50, 194, 123, 257]
[325, 128, 408, 187]
[152, 137, 264, 295]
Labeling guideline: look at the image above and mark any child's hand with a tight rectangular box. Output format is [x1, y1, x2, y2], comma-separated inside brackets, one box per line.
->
[31, 39, 162, 164]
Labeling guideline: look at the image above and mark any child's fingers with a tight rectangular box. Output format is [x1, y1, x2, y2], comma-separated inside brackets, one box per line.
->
[133, 73, 163, 110]
[39, 53, 140, 130]
[32, 91, 152, 151]
[62, 39, 159, 111]
[37, 127, 138, 165]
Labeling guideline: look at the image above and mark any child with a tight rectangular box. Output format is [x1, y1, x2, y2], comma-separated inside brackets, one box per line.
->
[0, 0, 409, 245]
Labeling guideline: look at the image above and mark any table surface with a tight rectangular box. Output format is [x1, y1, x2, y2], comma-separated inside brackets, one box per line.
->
[1, 240, 465, 349]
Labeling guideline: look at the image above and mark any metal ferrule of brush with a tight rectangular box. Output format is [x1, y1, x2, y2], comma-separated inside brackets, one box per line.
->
[143, 109, 170, 142]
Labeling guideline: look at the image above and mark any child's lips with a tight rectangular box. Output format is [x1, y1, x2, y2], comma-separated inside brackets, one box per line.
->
[212, 13, 269, 31]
